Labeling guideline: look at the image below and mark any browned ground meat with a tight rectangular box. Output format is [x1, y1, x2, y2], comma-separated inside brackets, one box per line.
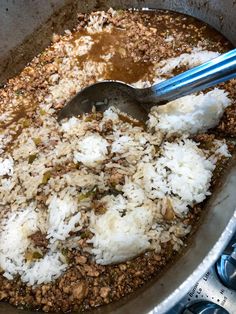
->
[29, 231, 49, 249]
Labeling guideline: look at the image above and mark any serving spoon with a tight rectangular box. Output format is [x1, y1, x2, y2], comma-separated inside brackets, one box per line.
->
[58, 49, 236, 122]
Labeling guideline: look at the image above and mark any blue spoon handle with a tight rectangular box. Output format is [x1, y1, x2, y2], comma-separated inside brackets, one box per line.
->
[143, 49, 236, 103]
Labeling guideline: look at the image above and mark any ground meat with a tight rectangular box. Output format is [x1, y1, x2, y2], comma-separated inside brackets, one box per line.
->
[29, 231, 48, 249]
[193, 133, 216, 150]
[216, 103, 236, 137]
[100, 287, 111, 299]
[102, 119, 113, 133]
[75, 255, 87, 265]
[109, 168, 125, 186]
[72, 281, 88, 301]
[92, 200, 107, 215]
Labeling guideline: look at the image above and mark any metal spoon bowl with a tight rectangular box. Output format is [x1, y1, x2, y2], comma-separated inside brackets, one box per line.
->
[58, 49, 236, 122]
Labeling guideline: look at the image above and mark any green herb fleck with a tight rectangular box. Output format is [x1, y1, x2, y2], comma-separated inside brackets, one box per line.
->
[22, 119, 31, 128]
[28, 154, 37, 164]
[42, 171, 51, 184]
[32, 251, 43, 259]
[39, 109, 46, 116]
[78, 186, 98, 202]
[61, 248, 69, 263]
[33, 137, 42, 145]
[15, 89, 24, 96]
[80, 230, 91, 239]
[25, 251, 43, 261]
[96, 206, 106, 215]
[75, 162, 81, 170]
[78, 192, 90, 202]
[154, 145, 159, 153]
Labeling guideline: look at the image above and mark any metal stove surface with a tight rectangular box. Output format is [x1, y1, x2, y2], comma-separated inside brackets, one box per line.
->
[166, 234, 236, 314]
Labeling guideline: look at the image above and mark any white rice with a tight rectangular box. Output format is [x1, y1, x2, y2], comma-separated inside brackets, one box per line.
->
[148, 88, 231, 135]
[74, 134, 109, 167]
[122, 182, 146, 206]
[61, 116, 80, 132]
[0, 207, 39, 280]
[111, 134, 136, 154]
[155, 48, 220, 76]
[66, 36, 94, 57]
[134, 139, 216, 214]
[213, 139, 231, 158]
[47, 195, 81, 243]
[0, 157, 14, 176]
[90, 206, 152, 264]
[103, 107, 119, 121]
[21, 252, 67, 286]
[86, 11, 113, 34]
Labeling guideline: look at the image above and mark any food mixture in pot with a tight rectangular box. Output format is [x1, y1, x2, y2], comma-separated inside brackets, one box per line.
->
[0, 8, 235, 312]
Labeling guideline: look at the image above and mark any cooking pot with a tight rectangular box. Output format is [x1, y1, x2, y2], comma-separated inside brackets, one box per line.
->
[0, 1, 235, 313]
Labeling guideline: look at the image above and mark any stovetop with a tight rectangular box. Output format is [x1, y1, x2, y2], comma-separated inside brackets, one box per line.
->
[167, 233, 236, 314]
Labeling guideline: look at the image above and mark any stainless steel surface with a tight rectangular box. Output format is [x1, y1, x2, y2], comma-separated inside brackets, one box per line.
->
[168, 235, 236, 313]
[216, 246, 236, 291]
[0, 1, 236, 314]
[58, 80, 150, 122]
[182, 301, 229, 314]
[58, 49, 236, 121]
[168, 266, 236, 314]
